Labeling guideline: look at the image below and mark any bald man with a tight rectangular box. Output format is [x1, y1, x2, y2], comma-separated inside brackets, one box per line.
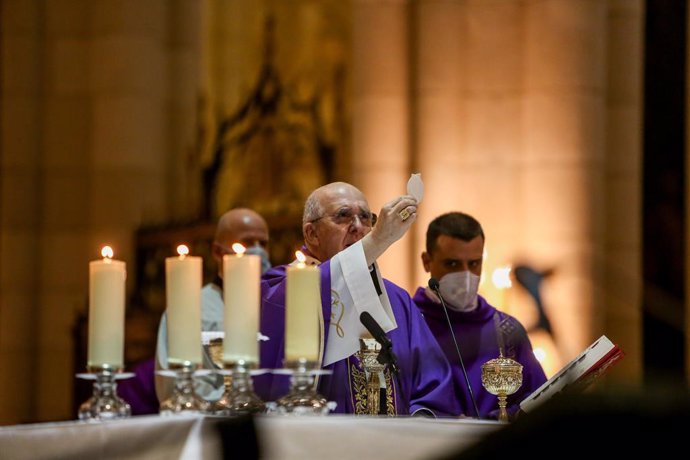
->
[256, 182, 461, 416]
[118, 208, 271, 413]
[211, 208, 271, 280]
[203, 208, 271, 331]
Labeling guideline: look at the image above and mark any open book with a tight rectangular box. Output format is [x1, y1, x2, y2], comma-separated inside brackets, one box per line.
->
[519, 335, 624, 413]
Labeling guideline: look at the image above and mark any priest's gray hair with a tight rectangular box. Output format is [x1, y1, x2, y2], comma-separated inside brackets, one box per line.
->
[303, 192, 325, 224]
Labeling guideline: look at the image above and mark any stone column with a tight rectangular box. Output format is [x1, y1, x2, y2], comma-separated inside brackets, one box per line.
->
[0, 0, 43, 425]
[414, 0, 524, 301]
[414, 0, 466, 290]
[34, 0, 178, 421]
[522, 0, 608, 360]
[603, 0, 642, 385]
[351, 0, 411, 288]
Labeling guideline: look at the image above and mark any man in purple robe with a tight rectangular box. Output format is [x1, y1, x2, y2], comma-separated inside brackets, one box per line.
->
[412, 212, 547, 419]
[254, 182, 462, 416]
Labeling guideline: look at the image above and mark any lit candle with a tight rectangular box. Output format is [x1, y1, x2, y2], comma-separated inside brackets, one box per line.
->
[285, 251, 320, 364]
[88, 246, 126, 370]
[165, 244, 202, 366]
[222, 243, 261, 365]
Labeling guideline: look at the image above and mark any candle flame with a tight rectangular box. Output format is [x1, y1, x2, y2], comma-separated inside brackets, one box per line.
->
[177, 244, 189, 256]
[295, 251, 306, 264]
[232, 243, 246, 255]
[101, 246, 114, 259]
[492, 266, 512, 289]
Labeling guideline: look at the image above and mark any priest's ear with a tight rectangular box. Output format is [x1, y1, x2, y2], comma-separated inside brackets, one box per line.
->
[421, 251, 431, 272]
[303, 222, 320, 250]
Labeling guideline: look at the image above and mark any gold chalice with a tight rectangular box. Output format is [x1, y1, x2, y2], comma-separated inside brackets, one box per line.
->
[207, 338, 228, 376]
[205, 337, 232, 412]
[481, 355, 523, 422]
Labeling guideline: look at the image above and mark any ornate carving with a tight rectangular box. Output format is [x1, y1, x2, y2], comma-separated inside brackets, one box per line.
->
[350, 360, 368, 415]
[352, 338, 397, 415]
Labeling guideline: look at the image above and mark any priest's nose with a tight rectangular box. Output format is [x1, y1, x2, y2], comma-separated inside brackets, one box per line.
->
[348, 217, 367, 235]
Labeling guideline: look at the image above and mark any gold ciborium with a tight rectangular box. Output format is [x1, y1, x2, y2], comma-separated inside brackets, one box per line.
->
[481, 355, 523, 422]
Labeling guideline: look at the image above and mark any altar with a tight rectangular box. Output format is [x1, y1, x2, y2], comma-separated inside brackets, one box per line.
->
[0, 414, 501, 460]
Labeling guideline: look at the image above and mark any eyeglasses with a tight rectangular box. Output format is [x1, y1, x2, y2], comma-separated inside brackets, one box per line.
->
[310, 208, 378, 227]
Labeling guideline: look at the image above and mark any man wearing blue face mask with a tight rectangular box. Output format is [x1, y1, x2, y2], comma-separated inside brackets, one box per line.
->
[119, 208, 271, 413]
[154, 208, 272, 404]
[412, 212, 546, 420]
[203, 208, 272, 330]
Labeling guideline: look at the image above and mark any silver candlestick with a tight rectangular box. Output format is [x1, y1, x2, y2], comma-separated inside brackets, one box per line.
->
[275, 358, 332, 415]
[158, 362, 211, 415]
[77, 364, 133, 421]
[215, 360, 267, 415]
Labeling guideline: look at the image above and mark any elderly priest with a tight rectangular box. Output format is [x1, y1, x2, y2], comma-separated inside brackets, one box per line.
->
[255, 182, 462, 417]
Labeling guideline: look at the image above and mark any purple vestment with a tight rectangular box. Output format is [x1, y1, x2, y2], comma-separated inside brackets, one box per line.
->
[117, 357, 159, 415]
[412, 288, 547, 419]
[254, 263, 462, 416]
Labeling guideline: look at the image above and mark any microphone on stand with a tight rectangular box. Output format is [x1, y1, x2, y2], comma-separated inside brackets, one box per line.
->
[428, 277, 480, 418]
[359, 312, 399, 375]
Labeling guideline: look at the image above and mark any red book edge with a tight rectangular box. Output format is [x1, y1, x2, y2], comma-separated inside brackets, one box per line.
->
[570, 344, 625, 392]
[520, 337, 626, 413]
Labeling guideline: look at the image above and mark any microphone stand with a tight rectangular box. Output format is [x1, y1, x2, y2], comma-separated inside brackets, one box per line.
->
[376, 342, 406, 413]
[376, 340, 399, 376]
[429, 279, 481, 418]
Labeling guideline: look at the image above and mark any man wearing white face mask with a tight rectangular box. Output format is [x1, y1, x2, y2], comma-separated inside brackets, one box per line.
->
[412, 212, 546, 420]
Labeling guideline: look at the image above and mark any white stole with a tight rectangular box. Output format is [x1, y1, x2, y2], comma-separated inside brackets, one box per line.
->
[323, 241, 397, 366]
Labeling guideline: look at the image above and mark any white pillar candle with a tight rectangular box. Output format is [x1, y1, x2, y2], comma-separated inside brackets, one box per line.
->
[165, 245, 202, 366]
[285, 251, 320, 364]
[88, 246, 126, 370]
[222, 243, 261, 365]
